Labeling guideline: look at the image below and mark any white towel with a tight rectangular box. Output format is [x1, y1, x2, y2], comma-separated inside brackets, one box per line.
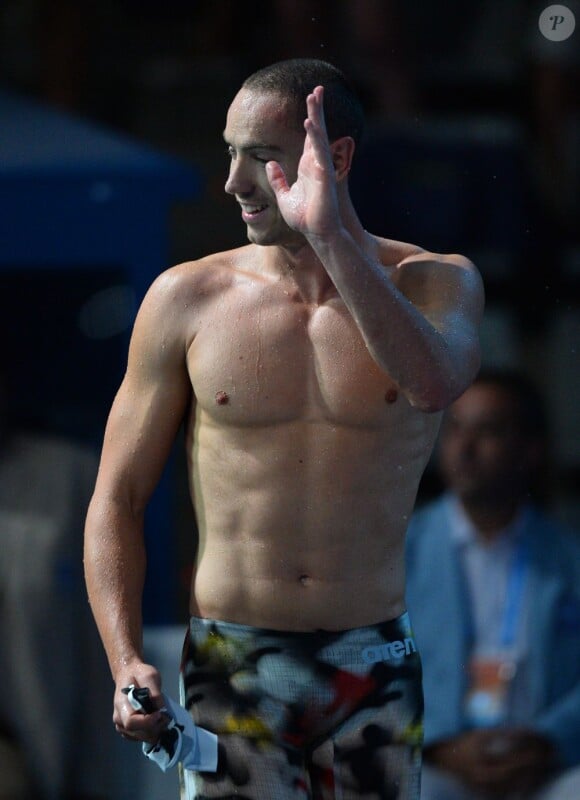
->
[125, 686, 218, 773]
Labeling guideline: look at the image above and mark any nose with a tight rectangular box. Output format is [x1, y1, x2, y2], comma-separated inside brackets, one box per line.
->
[443, 424, 478, 461]
[224, 156, 253, 196]
[455, 428, 480, 460]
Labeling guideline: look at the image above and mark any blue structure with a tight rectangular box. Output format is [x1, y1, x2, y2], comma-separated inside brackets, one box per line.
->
[0, 91, 202, 622]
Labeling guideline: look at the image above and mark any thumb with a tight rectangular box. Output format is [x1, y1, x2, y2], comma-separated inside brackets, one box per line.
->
[266, 160, 289, 198]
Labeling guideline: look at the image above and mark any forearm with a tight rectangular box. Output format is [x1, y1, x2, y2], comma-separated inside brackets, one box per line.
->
[84, 496, 147, 678]
[307, 228, 476, 410]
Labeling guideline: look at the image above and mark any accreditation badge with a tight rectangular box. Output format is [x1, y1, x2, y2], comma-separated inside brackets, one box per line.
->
[464, 656, 517, 728]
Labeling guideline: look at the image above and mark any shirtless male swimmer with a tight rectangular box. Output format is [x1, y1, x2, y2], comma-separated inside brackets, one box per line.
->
[84, 59, 483, 800]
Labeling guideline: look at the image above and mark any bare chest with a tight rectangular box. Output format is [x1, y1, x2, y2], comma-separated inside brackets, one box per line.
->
[187, 285, 408, 428]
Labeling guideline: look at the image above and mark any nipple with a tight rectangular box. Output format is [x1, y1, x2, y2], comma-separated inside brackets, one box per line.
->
[385, 388, 398, 404]
[215, 390, 229, 405]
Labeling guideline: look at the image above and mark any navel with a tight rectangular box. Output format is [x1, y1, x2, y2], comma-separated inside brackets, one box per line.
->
[299, 574, 312, 587]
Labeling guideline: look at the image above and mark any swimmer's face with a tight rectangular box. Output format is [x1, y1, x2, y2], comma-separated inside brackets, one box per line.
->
[438, 383, 536, 504]
[224, 88, 306, 248]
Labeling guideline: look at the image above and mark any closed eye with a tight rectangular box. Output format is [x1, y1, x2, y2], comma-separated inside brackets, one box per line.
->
[225, 144, 276, 164]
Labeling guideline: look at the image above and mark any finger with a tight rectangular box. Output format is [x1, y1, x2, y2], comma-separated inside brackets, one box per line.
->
[113, 695, 140, 727]
[115, 711, 167, 743]
[304, 90, 334, 168]
[306, 86, 326, 132]
[114, 694, 166, 734]
[115, 724, 139, 742]
[265, 160, 289, 197]
[121, 703, 167, 729]
[305, 87, 330, 143]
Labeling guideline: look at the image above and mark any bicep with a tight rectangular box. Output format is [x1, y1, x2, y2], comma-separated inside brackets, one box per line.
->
[95, 371, 191, 515]
[93, 280, 193, 516]
[430, 259, 483, 366]
[397, 254, 484, 383]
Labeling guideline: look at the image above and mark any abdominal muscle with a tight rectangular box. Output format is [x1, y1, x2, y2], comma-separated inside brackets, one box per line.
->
[187, 413, 436, 631]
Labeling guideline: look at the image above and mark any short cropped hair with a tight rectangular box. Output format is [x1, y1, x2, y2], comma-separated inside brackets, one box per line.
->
[242, 58, 365, 147]
[473, 368, 549, 439]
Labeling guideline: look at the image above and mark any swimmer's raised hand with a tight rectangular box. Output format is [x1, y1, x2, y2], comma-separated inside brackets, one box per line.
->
[266, 86, 354, 240]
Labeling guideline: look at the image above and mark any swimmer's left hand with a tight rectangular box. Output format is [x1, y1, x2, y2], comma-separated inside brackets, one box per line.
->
[266, 86, 344, 239]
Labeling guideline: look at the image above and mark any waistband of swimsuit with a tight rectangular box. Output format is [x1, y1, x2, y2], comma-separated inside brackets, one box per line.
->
[188, 611, 413, 641]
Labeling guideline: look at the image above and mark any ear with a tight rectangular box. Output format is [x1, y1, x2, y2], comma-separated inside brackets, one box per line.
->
[329, 136, 355, 182]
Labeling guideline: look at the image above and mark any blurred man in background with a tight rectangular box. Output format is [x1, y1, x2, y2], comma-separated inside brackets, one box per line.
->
[406, 370, 580, 800]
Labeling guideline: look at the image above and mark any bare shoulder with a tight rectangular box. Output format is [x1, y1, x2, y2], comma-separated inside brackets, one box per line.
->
[126, 246, 253, 372]
[402, 250, 482, 315]
[138, 245, 255, 327]
[371, 235, 426, 266]
[372, 235, 476, 275]
[148, 245, 252, 304]
[373, 237, 482, 309]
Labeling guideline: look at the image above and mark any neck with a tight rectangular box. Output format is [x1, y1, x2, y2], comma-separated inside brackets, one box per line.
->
[263, 243, 334, 304]
[459, 496, 522, 541]
[264, 193, 369, 305]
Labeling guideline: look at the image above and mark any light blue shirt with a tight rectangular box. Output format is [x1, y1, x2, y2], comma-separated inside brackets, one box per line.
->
[446, 495, 533, 723]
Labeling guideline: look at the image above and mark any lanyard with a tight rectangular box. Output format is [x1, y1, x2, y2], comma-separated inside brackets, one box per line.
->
[499, 535, 528, 650]
[458, 528, 530, 653]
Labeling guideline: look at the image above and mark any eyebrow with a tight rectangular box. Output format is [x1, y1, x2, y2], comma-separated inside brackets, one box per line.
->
[222, 135, 283, 153]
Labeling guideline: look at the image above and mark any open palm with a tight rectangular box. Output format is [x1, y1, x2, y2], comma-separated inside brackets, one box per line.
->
[266, 87, 341, 238]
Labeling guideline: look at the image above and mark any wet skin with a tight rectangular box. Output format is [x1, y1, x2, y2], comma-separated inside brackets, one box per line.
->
[84, 85, 483, 743]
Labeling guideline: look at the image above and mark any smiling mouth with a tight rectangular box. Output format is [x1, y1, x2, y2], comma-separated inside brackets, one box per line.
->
[240, 203, 268, 222]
